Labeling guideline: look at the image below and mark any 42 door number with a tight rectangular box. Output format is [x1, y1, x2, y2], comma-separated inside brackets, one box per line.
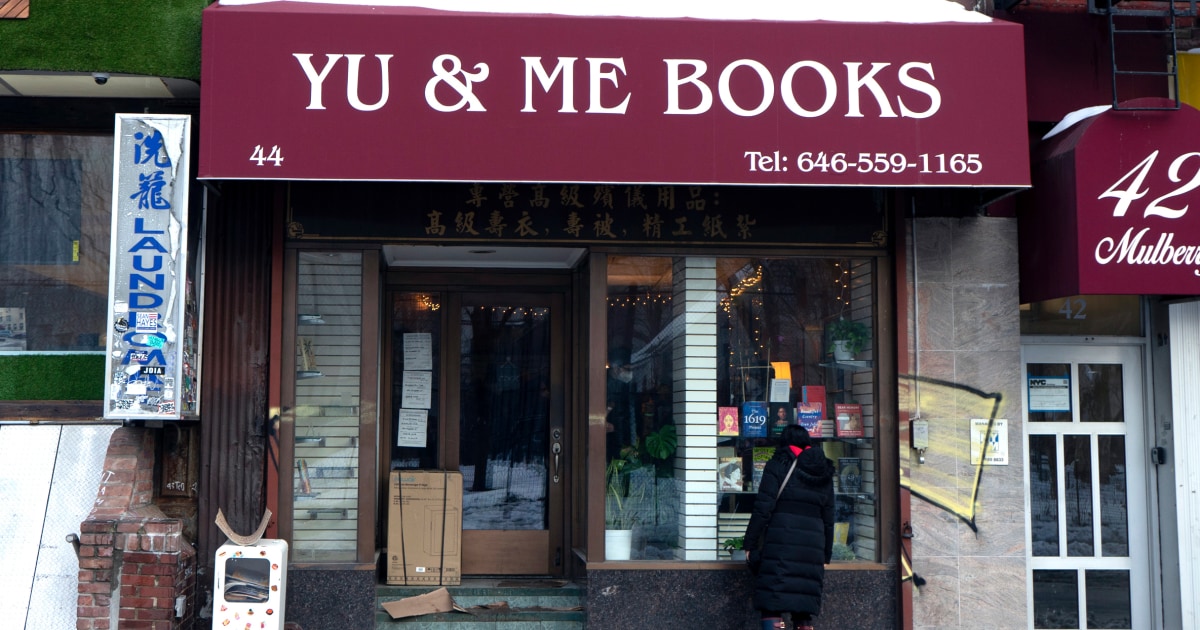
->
[249, 145, 284, 166]
[1099, 149, 1200, 219]
[1058, 297, 1087, 320]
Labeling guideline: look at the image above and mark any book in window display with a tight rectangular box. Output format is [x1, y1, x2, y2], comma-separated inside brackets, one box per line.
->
[751, 446, 773, 491]
[834, 403, 864, 438]
[801, 385, 826, 411]
[741, 401, 769, 438]
[838, 457, 862, 495]
[768, 402, 793, 436]
[718, 456, 744, 492]
[796, 402, 823, 436]
[717, 406, 740, 437]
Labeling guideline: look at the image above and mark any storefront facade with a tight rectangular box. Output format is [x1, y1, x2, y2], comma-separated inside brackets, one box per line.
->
[194, 2, 1029, 628]
[7, 1, 1200, 628]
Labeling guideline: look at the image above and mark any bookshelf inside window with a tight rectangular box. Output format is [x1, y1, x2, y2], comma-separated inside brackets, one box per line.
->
[606, 254, 879, 562]
[715, 257, 878, 564]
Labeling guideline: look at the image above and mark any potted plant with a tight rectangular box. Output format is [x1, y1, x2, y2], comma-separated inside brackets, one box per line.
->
[605, 452, 647, 560]
[828, 317, 870, 361]
[624, 422, 681, 477]
[722, 536, 746, 561]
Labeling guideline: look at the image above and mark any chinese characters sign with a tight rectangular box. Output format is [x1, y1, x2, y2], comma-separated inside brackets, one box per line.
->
[105, 115, 198, 420]
[286, 182, 883, 245]
[199, 3, 1029, 187]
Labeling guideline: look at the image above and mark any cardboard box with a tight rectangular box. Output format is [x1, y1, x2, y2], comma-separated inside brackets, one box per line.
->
[387, 470, 463, 586]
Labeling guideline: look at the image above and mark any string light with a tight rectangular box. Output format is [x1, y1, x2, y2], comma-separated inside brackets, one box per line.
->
[720, 264, 763, 312]
[471, 306, 547, 318]
[606, 293, 672, 307]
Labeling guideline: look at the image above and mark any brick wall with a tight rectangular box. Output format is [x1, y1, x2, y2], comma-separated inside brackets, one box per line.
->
[77, 427, 197, 630]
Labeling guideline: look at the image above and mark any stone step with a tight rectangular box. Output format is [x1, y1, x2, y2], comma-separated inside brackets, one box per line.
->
[374, 610, 586, 629]
[374, 580, 586, 628]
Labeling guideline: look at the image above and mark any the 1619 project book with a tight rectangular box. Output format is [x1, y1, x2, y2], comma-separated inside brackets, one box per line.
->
[741, 401, 769, 438]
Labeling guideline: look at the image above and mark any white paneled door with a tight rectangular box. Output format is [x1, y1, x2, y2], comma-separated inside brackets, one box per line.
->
[1022, 344, 1151, 630]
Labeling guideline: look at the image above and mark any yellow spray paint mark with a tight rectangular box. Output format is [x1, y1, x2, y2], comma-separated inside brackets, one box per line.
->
[899, 375, 1005, 532]
[901, 550, 917, 590]
[73, 240, 80, 262]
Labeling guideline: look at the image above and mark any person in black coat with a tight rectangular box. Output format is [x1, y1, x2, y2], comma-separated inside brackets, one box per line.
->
[743, 425, 836, 630]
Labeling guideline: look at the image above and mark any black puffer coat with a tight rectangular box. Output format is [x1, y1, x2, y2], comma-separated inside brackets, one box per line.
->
[742, 444, 836, 616]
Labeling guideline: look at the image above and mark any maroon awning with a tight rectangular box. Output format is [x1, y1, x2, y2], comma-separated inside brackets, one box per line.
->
[198, 3, 1029, 186]
[1020, 98, 1200, 302]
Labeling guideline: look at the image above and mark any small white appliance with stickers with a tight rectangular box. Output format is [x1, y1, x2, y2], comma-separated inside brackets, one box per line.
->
[213, 539, 288, 629]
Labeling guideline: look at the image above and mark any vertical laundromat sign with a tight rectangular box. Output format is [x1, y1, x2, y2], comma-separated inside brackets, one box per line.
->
[104, 114, 198, 421]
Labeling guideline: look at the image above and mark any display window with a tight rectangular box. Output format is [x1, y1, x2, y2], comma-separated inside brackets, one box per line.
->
[0, 133, 112, 402]
[605, 255, 878, 562]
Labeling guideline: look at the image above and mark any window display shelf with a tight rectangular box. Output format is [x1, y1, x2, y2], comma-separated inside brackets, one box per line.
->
[819, 360, 873, 372]
[813, 436, 872, 447]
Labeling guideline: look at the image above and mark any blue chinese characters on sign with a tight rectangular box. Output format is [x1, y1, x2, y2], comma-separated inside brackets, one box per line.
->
[105, 116, 194, 420]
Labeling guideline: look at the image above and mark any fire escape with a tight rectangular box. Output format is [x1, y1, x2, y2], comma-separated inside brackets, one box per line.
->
[1087, 0, 1198, 109]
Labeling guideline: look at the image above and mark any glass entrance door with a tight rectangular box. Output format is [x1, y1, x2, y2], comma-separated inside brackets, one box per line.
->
[1022, 344, 1151, 629]
[454, 294, 564, 575]
[388, 289, 566, 577]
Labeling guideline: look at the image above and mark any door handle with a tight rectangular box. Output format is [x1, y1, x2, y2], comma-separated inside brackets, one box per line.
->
[552, 442, 562, 483]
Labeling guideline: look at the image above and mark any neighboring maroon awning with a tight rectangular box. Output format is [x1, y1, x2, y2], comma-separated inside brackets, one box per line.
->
[1019, 98, 1200, 302]
[198, 3, 1029, 186]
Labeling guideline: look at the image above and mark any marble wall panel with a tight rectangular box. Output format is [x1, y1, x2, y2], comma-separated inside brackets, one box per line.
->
[952, 284, 1020, 353]
[907, 216, 1028, 629]
[912, 217, 953, 283]
[958, 556, 1027, 629]
[911, 555, 960, 628]
[950, 219, 1019, 284]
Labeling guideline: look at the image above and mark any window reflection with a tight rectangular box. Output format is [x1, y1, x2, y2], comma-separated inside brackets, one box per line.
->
[605, 256, 678, 560]
[1085, 570, 1131, 629]
[459, 304, 551, 531]
[1064, 435, 1093, 557]
[605, 256, 875, 562]
[1029, 435, 1059, 557]
[1079, 364, 1124, 423]
[1034, 569, 1079, 629]
[1097, 436, 1128, 557]
[0, 134, 113, 355]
